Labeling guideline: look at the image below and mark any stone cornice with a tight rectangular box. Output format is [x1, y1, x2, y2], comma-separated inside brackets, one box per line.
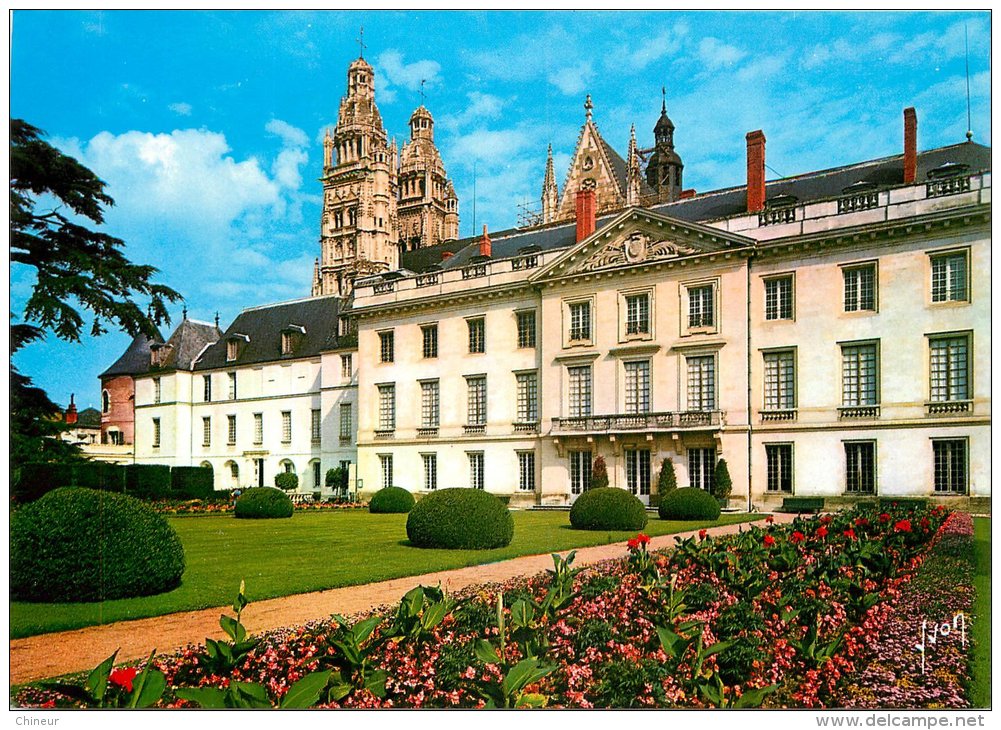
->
[353, 280, 532, 319]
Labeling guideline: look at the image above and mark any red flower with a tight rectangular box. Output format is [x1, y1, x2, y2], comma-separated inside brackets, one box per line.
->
[698, 529, 708, 540]
[627, 537, 640, 550]
[894, 519, 912, 533]
[878, 512, 891, 523]
[40, 701, 56, 709]
[763, 534, 776, 547]
[843, 528, 857, 541]
[790, 531, 806, 543]
[816, 526, 828, 539]
[765, 515, 775, 524]
[636, 533, 650, 545]
[820, 515, 833, 525]
[920, 517, 930, 529]
[854, 517, 869, 527]
[109, 667, 139, 693]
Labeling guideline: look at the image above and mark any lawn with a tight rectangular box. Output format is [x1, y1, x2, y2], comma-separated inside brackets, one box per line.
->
[969, 516, 991, 708]
[10, 509, 758, 638]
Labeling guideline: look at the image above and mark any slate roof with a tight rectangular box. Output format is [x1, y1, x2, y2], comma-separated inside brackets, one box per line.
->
[100, 329, 164, 377]
[194, 295, 347, 370]
[396, 141, 991, 275]
[599, 136, 629, 194]
[152, 319, 222, 372]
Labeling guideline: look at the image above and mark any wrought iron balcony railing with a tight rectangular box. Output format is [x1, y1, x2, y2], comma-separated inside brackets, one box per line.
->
[551, 410, 723, 434]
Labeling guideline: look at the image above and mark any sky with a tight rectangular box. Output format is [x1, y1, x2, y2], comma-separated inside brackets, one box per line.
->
[9, 10, 992, 411]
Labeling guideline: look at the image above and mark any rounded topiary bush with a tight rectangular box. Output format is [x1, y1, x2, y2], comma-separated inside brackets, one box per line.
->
[569, 487, 648, 531]
[658, 487, 721, 521]
[274, 472, 299, 491]
[369, 486, 416, 514]
[406, 488, 514, 549]
[235, 487, 294, 519]
[11, 487, 185, 602]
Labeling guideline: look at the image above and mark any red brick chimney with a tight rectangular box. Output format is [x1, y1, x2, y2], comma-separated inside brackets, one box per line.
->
[65, 393, 78, 425]
[903, 107, 917, 184]
[575, 184, 596, 242]
[680, 188, 696, 200]
[746, 130, 766, 213]
[479, 224, 491, 257]
[441, 251, 453, 261]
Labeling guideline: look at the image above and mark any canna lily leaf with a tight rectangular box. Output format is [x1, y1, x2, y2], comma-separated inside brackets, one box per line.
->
[516, 692, 548, 708]
[85, 650, 118, 703]
[327, 680, 353, 702]
[364, 669, 389, 698]
[351, 615, 382, 644]
[501, 658, 554, 698]
[733, 684, 778, 709]
[474, 639, 502, 665]
[176, 686, 228, 709]
[280, 670, 332, 708]
[510, 599, 533, 628]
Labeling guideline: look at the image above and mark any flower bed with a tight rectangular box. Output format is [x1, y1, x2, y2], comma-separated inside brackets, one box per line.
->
[15, 503, 970, 709]
[149, 499, 365, 515]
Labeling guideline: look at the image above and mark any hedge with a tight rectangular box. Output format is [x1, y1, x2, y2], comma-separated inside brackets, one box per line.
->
[658, 487, 721, 521]
[235, 488, 294, 519]
[406, 489, 514, 549]
[369, 486, 416, 514]
[171, 466, 215, 500]
[569, 487, 648, 531]
[125, 464, 172, 500]
[11, 488, 185, 602]
[12, 462, 212, 503]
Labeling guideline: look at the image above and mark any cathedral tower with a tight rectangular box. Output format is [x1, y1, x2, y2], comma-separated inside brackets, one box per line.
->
[314, 56, 399, 298]
[645, 90, 684, 203]
[397, 105, 459, 251]
[541, 144, 559, 224]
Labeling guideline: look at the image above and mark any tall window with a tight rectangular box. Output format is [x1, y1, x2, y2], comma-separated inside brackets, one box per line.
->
[567, 365, 592, 417]
[341, 354, 353, 380]
[312, 461, 322, 490]
[842, 343, 878, 406]
[933, 440, 967, 494]
[422, 453, 437, 491]
[624, 361, 651, 414]
[930, 251, 968, 302]
[517, 311, 536, 348]
[281, 331, 294, 355]
[378, 385, 396, 430]
[625, 293, 650, 334]
[763, 350, 796, 410]
[339, 403, 353, 441]
[228, 461, 239, 487]
[281, 411, 292, 443]
[625, 449, 651, 496]
[422, 324, 438, 358]
[516, 372, 538, 423]
[102, 390, 110, 413]
[152, 417, 161, 448]
[421, 380, 440, 428]
[845, 442, 876, 494]
[467, 318, 485, 353]
[227, 415, 236, 445]
[687, 356, 716, 411]
[153, 377, 162, 404]
[688, 285, 714, 328]
[764, 276, 793, 320]
[380, 455, 393, 489]
[766, 444, 793, 493]
[688, 448, 716, 491]
[203, 375, 212, 402]
[379, 331, 394, 363]
[226, 340, 239, 361]
[253, 413, 263, 445]
[202, 417, 211, 447]
[466, 376, 487, 425]
[311, 409, 321, 443]
[228, 372, 237, 400]
[843, 264, 876, 312]
[518, 451, 536, 492]
[468, 452, 485, 490]
[569, 450, 592, 495]
[929, 335, 970, 402]
[568, 301, 591, 341]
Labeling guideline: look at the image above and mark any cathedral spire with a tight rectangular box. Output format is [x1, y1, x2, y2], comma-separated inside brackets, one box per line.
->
[541, 144, 559, 224]
[626, 124, 642, 207]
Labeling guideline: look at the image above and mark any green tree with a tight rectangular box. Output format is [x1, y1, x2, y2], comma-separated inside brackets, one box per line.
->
[590, 456, 609, 490]
[657, 457, 678, 495]
[713, 458, 733, 502]
[10, 119, 181, 463]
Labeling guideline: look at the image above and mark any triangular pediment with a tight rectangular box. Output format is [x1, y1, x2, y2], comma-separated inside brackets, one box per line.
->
[531, 208, 756, 282]
[556, 119, 627, 219]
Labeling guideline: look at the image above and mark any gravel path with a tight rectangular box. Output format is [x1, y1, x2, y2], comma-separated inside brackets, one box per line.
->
[10, 513, 791, 685]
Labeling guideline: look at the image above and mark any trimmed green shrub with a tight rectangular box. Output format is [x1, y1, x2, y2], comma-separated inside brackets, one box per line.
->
[659, 487, 721, 521]
[12, 463, 76, 502]
[369, 486, 416, 514]
[125, 464, 172, 499]
[171, 466, 215, 500]
[326, 467, 347, 489]
[657, 457, 678, 496]
[713, 458, 733, 501]
[590, 456, 609, 490]
[569, 487, 648, 531]
[11, 487, 185, 602]
[274, 472, 299, 491]
[406, 488, 514, 549]
[235, 487, 294, 519]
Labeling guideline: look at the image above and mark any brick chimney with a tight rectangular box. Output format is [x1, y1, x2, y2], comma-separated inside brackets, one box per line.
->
[441, 251, 453, 261]
[479, 224, 491, 257]
[903, 107, 917, 184]
[680, 188, 696, 200]
[746, 130, 766, 213]
[575, 183, 596, 242]
[65, 393, 78, 425]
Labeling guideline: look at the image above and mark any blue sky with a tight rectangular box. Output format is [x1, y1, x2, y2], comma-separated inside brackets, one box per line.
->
[10, 10, 991, 411]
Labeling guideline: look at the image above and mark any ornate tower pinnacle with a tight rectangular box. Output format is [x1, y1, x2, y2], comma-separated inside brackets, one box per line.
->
[541, 143, 559, 224]
[626, 124, 642, 207]
[398, 103, 459, 251]
[646, 87, 683, 203]
[584, 94, 593, 121]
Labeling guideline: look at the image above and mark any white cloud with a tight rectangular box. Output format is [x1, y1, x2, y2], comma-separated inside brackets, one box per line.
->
[697, 37, 747, 71]
[169, 102, 192, 116]
[621, 24, 688, 70]
[376, 49, 441, 104]
[266, 118, 309, 148]
[439, 91, 508, 133]
[548, 62, 594, 96]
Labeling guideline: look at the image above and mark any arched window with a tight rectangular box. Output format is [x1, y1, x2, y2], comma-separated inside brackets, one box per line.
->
[102, 390, 111, 413]
[279, 459, 295, 474]
[310, 459, 322, 490]
[225, 460, 239, 488]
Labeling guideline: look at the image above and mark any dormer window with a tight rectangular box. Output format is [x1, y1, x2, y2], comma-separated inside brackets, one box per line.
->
[280, 325, 306, 356]
[149, 343, 171, 368]
[226, 334, 249, 362]
[281, 332, 293, 355]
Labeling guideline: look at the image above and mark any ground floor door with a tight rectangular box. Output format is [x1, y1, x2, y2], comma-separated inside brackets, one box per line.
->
[568, 449, 592, 504]
[254, 458, 265, 487]
[625, 448, 651, 506]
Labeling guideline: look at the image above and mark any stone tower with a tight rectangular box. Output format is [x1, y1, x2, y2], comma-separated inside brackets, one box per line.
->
[645, 91, 684, 203]
[541, 144, 559, 224]
[313, 56, 399, 298]
[397, 105, 459, 252]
